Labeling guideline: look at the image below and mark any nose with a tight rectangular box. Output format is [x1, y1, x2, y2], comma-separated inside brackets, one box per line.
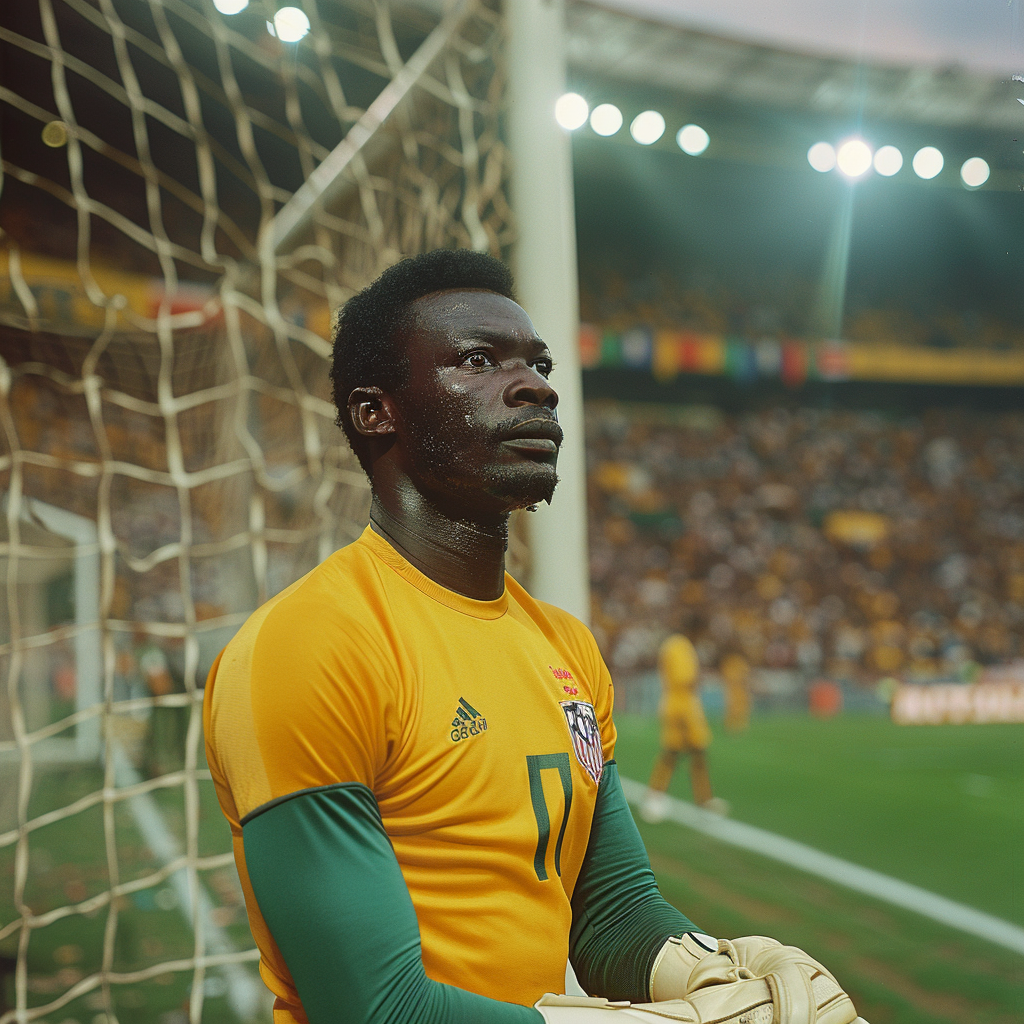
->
[504, 367, 558, 411]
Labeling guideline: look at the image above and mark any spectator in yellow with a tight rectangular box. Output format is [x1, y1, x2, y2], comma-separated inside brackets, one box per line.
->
[721, 652, 751, 733]
[641, 635, 728, 822]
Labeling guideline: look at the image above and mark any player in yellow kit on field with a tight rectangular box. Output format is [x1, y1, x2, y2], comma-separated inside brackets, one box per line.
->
[641, 635, 727, 823]
[205, 251, 860, 1024]
[721, 653, 752, 734]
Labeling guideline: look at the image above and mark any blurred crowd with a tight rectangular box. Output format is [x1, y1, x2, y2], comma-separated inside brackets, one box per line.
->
[585, 402, 1024, 685]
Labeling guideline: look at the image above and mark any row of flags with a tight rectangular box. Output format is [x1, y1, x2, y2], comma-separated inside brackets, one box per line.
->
[577, 324, 1024, 387]
[578, 324, 843, 385]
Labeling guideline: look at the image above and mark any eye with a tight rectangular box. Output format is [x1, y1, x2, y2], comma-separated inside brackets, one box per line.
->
[463, 351, 495, 369]
[533, 358, 554, 378]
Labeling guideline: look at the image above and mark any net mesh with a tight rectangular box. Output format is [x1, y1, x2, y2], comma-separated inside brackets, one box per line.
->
[0, 1, 515, 1020]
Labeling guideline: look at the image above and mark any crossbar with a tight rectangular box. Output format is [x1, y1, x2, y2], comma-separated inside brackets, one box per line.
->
[269, 0, 476, 256]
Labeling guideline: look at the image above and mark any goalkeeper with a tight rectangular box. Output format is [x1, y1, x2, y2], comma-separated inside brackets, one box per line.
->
[204, 250, 860, 1024]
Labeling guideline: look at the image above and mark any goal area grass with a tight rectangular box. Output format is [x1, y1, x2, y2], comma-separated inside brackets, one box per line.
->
[614, 712, 1024, 1024]
[0, 752, 253, 1024]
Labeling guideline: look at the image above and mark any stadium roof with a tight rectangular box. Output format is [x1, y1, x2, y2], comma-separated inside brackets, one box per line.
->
[585, 0, 1018, 76]
[567, 1, 1022, 132]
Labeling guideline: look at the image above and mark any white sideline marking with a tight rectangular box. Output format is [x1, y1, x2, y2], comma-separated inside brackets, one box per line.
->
[619, 777, 1024, 956]
[113, 746, 264, 1020]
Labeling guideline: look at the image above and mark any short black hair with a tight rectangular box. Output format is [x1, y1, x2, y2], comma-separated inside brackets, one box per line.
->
[330, 248, 516, 477]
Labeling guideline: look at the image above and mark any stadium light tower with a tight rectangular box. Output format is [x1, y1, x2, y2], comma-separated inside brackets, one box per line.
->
[590, 103, 623, 136]
[630, 110, 666, 145]
[873, 145, 903, 176]
[273, 7, 310, 41]
[555, 92, 589, 130]
[913, 146, 944, 179]
[961, 157, 990, 187]
[506, 0, 590, 624]
[677, 124, 710, 156]
[807, 142, 836, 172]
[836, 138, 873, 178]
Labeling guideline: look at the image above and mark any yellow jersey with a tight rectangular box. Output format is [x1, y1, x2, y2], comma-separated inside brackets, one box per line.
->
[657, 635, 711, 752]
[204, 525, 616, 1019]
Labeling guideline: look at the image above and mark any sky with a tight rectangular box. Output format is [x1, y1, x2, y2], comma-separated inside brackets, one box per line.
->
[593, 0, 1024, 75]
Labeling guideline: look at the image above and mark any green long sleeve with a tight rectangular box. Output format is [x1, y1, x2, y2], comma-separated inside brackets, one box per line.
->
[569, 762, 702, 1002]
[243, 783, 543, 1024]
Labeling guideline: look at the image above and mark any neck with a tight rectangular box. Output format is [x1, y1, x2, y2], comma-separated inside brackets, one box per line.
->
[368, 488, 509, 602]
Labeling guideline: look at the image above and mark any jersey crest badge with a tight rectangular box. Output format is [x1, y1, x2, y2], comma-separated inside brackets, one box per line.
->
[559, 700, 603, 785]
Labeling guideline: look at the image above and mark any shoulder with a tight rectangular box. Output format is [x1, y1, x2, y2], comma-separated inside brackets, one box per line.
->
[506, 577, 606, 673]
[255, 539, 388, 650]
[536, 599, 599, 653]
[506, 575, 590, 635]
[244, 544, 400, 768]
[213, 539, 397, 701]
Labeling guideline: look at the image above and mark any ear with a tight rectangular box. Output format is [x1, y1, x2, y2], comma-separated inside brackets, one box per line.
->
[347, 386, 396, 437]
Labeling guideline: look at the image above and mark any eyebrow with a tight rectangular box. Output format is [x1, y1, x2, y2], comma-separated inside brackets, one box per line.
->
[454, 328, 548, 350]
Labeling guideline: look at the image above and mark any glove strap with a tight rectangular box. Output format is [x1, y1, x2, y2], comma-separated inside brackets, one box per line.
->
[649, 933, 719, 1001]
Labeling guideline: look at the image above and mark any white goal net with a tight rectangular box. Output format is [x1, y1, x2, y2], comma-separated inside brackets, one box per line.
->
[0, 1, 513, 1021]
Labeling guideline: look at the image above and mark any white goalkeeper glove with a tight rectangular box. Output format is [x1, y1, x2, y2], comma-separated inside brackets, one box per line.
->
[534, 933, 865, 1024]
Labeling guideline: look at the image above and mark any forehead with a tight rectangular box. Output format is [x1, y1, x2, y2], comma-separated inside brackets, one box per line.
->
[406, 289, 540, 346]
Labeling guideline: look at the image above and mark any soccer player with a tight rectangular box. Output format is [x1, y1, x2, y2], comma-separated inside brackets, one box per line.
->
[641, 634, 728, 824]
[204, 250, 858, 1024]
[721, 652, 751, 734]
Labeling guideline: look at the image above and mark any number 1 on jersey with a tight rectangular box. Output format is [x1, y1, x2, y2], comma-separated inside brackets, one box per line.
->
[526, 753, 573, 880]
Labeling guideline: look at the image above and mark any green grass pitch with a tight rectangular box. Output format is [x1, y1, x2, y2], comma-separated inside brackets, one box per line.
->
[613, 712, 1024, 1024]
[3, 712, 1021, 1023]
[0, 761, 254, 1024]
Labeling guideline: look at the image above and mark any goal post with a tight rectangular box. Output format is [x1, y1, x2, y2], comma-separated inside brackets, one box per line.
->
[0, 496, 102, 762]
[505, 0, 589, 624]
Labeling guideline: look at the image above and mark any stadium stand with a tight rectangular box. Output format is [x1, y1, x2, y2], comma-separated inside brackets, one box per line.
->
[585, 400, 1024, 695]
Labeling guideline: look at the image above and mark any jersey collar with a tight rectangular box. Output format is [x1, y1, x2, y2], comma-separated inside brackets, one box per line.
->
[359, 525, 510, 620]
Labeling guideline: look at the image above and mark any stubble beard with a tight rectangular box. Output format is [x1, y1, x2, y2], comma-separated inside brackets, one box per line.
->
[401, 400, 559, 515]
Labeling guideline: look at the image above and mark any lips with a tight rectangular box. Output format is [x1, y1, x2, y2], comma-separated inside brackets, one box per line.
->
[502, 437, 558, 455]
[501, 416, 563, 448]
[499, 416, 562, 460]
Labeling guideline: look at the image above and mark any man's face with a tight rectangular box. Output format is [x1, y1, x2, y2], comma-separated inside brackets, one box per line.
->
[389, 289, 561, 517]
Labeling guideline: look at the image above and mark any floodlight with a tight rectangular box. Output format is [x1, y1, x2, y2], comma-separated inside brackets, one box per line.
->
[873, 145, 903, 176]
[676, 124, 709, 156]
[836, 138, 873, 178]
[630, 110, 665, 145]
[274, 6, 310, 41]
[960, 157, 990, 188]
[555, 93, 589, 131]
[213, 0, 248, 12]
[912, 146, 943, 179]
[807, 142, 836, 173]
[590, 103, 623, 137]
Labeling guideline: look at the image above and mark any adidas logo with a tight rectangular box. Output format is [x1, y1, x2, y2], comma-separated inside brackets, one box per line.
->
[450, 697, 487, 743]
